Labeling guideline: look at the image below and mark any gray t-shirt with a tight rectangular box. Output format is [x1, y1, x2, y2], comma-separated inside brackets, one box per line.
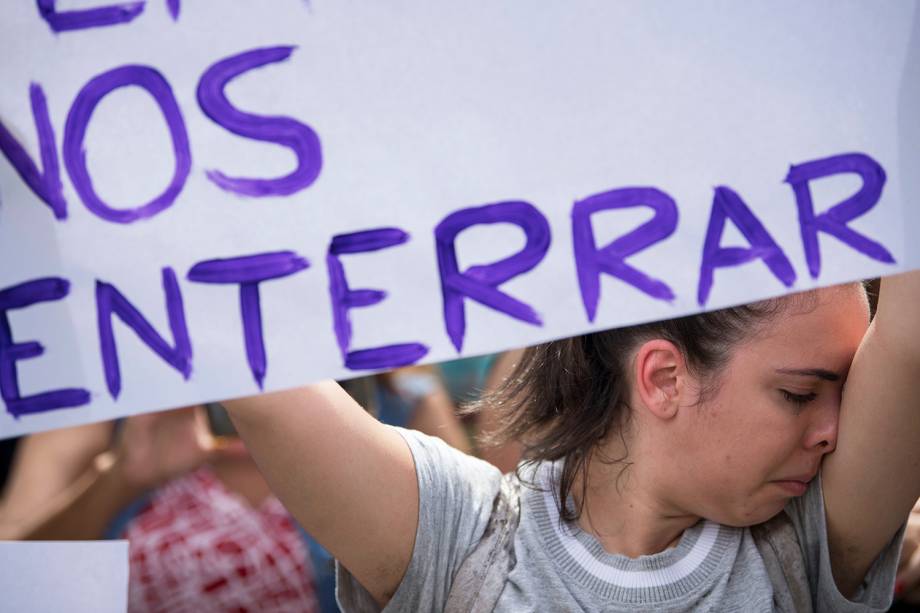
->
[337, 428, 903, 612]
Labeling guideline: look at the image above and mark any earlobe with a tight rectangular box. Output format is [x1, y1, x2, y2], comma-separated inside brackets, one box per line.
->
[635, 339, 684, 420]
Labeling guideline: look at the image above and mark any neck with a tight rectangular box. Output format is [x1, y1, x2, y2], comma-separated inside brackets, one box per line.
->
[572, 444, 699, 558]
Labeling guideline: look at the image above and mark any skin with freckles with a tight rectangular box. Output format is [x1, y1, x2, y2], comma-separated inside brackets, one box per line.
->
[578, 286, 869, 558]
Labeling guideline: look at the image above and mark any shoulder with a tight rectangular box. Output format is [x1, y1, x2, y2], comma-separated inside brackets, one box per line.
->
[393, 426, 503, 543]
[337, 428, 503, 612]
[393, 426, 501, 494]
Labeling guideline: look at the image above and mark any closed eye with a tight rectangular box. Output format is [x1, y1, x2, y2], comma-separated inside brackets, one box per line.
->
[780, 389, 818, 407]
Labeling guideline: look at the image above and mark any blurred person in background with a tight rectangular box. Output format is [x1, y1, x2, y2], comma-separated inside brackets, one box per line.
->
[0, 405, 320, 613]
[0, 363, 481, 613]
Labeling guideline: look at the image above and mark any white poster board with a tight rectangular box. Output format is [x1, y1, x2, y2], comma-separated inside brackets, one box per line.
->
[0, 541, 128, 612]
[0, 1, 917, 437]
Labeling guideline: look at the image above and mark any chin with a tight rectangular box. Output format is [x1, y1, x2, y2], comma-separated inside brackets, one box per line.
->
[712, 500, 787, 528]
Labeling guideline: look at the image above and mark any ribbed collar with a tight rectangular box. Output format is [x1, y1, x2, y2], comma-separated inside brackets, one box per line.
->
[527, 462, 739, 604]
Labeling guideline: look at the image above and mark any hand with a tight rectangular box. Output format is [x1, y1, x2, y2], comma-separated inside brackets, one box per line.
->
[895, 500, 920, 602]
[107, 405, 247, 493]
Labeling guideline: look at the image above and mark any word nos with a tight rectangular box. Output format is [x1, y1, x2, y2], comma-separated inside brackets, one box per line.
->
[2, 45, 322, 224]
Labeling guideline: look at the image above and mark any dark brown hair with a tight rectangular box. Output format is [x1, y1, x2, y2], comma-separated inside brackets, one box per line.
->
[472, 294, 824, 522]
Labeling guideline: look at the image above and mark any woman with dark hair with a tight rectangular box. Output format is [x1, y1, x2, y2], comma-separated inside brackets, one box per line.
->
[222, 272, 919, 611]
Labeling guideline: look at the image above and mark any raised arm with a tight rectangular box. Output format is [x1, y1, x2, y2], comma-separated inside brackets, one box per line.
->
[222, 382, 418, 607]
[823, 270, 920, 595]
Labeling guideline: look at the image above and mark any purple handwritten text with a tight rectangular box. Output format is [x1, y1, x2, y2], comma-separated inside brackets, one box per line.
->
[572, 187, 678, 322]
[786, 152, 894, 278]
[435, 201, 551, 352]
[698, 186, 796, 305]
[327, 228, 428, 370]
[64, 65, 191, 224]
[0, 278, 90, 418]
[197, 46, 322, 197]
[96, 267, 191, 399]
[36, 0, 144, 33]
[188, 251, 309, 388]
[0, 84, 67, 219]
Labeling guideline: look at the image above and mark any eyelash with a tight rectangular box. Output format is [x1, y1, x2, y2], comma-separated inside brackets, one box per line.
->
[781, 390, 818, 407]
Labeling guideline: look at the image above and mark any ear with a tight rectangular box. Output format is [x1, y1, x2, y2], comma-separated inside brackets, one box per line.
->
[633, 339, 686, 421]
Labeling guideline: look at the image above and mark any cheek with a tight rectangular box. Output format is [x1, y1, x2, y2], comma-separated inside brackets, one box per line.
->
[725, 424, 801, 477]
[692, 403, 798, 480]
[723, 381, 804, 435]
[677, 383, 804, 487]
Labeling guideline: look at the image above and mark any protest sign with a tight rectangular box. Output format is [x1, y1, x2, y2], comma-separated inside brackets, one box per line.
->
[1, 1, 917, 438]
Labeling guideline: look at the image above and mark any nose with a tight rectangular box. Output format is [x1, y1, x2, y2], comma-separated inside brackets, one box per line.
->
[804, 400, 839, 453]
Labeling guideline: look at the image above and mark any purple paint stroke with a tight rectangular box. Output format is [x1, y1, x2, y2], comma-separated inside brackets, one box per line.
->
[330, 228, 409, 254]
[0, 278, 90, 418]
[785, 152, 894, 279]
[328, 229, 409, 356]
[345, 344, 430, 371]
[188, 251, 310, 389]
[238, 284, 265, 387]
[697, 186, 796, 306]
[187, 251, 310, 284]
[166, 0, 179, 20]
[572, 187, 678, 322]
[197, 46, 322, 197]
[63, 65, 191, 224]
[435, 201, 550, 353]
[327, 228, 429, 371]
[37, 0, 145, 33]
[0, 83, 67, 219]
[96, 267, 191, 400]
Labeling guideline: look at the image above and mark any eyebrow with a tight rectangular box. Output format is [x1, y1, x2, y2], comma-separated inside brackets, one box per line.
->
[774, 368, 841, 382]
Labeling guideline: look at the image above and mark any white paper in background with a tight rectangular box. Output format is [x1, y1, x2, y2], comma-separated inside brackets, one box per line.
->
[0, 541, 128, 613]
[0, 1, 918, 438]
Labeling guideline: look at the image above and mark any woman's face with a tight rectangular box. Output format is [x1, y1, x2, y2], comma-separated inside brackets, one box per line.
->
[669, 287, 870, 527]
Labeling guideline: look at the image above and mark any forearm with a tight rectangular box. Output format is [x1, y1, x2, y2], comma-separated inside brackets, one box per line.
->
[23, 453, 144, 541]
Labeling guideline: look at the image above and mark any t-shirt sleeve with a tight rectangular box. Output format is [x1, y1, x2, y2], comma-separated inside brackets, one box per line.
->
[786, 473, 905, 613]
[336, 426, 502, 612]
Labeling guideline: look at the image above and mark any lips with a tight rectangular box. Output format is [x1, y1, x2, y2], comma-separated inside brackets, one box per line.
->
[772, 472, 816, 497]
[774, 480, 809, 496]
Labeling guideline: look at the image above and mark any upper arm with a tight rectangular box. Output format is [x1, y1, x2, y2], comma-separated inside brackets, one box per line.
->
[223, 382, 419, 607]
[822, 272, 920, 595]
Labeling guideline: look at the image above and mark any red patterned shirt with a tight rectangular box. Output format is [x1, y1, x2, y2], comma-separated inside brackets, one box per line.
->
[124, 467, 318, 613]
